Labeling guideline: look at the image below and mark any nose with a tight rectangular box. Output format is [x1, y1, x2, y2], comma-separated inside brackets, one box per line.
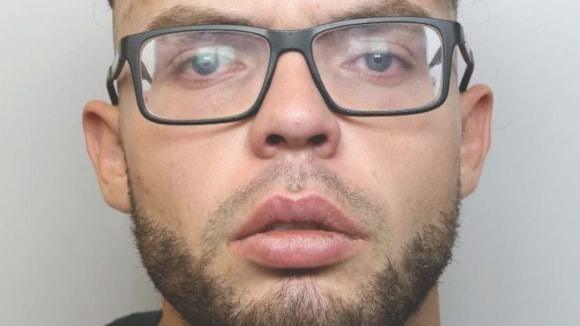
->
[248, 53, 341, 159]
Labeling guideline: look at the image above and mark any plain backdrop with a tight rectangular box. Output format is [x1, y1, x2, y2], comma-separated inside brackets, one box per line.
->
[1, 0, 578, 325]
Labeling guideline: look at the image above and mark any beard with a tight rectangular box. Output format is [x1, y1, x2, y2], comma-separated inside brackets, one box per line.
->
[128, 161, 460, 326]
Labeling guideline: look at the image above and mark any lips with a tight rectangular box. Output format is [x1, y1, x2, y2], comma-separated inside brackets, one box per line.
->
[229, 195, 368, 269]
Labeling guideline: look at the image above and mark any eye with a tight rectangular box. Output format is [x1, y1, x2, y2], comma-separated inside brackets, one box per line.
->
[164, 45, 248, 89]
[344, 50, 408, 79]
[179, 46, 236, 77]
[364, 52, 394, 72]
[191, 52, 222, 76]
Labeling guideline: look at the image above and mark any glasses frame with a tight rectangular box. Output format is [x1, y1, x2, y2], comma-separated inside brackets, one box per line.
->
[107, 16, 474, 125]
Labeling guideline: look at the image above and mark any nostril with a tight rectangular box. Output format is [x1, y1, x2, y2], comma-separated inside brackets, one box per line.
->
[266, 134, 285, 146]
[309, 134, 327, 146]
[265, 134, 328, 147]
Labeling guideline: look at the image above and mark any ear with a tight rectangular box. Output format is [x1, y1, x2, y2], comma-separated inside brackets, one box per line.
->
[459, 84, 494, 198]
[82, 100, 130, 213]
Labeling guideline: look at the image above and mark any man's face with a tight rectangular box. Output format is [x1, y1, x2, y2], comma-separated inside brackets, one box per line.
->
[84, 0, 492, 324]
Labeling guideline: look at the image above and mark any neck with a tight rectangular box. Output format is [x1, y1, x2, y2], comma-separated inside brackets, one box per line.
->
[159, 286, 441, 326]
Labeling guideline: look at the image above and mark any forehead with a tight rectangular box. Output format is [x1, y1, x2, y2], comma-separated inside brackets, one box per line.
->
[114, 0, 451, 40]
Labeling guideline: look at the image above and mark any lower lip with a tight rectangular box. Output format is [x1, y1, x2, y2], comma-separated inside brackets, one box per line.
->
[230, 230, 365, 269]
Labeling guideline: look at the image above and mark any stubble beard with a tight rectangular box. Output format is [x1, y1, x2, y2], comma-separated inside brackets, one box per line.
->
[128, 162, 460, 326]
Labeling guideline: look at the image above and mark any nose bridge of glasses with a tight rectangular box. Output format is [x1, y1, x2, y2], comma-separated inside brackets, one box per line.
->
[264, 30, 334, 111]
[269, 30, 312, 56]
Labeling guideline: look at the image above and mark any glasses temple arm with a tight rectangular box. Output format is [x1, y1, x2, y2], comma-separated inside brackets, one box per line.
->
[459, 46, 474, 92]
[107, 67, 119, 105]
[457, 26, 475, 92]
[107, 45, 125, 105]
[429, 46, 443, 68]
[107, 59, 152, 106]
[141, 64, 153, 84]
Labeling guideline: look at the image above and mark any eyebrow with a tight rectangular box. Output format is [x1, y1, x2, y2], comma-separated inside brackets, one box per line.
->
[146, 6, 257, 31]
[328, 0, 432, 23]
[145, 0, 432, 32]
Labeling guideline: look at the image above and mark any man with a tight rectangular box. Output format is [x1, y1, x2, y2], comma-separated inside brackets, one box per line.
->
[83, 0, 493, 324]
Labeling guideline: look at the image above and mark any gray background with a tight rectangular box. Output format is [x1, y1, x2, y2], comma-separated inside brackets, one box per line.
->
[1, 0, 578, 325]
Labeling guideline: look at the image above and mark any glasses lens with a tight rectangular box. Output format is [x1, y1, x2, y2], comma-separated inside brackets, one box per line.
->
[140, 31, 270, 121]
[313, 23, 444, 112]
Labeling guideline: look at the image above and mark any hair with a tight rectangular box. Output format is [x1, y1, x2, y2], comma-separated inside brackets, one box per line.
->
[108, 0, 458, 12]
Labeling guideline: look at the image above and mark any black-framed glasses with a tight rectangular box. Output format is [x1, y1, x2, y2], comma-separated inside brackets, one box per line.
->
[107, 17, 474, 125]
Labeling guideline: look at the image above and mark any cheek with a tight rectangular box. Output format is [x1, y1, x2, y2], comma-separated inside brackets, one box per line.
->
[123, 120, 250, 247]
[338, 106, 461, 250]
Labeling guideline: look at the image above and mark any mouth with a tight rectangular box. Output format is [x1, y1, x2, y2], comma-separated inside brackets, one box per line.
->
[229, 195, 369, 269]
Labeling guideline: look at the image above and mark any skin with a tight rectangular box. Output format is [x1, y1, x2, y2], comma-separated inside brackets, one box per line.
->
[83, 0, 493, 324]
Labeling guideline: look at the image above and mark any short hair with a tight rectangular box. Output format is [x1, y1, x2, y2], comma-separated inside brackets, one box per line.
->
[108, 0, 458, 12]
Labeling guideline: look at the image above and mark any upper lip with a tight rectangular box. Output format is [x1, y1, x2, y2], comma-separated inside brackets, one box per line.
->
[231, 195, 369, 241]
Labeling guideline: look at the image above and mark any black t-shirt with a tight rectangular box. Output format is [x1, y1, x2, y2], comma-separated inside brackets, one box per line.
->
[107, 311, 162, 326]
